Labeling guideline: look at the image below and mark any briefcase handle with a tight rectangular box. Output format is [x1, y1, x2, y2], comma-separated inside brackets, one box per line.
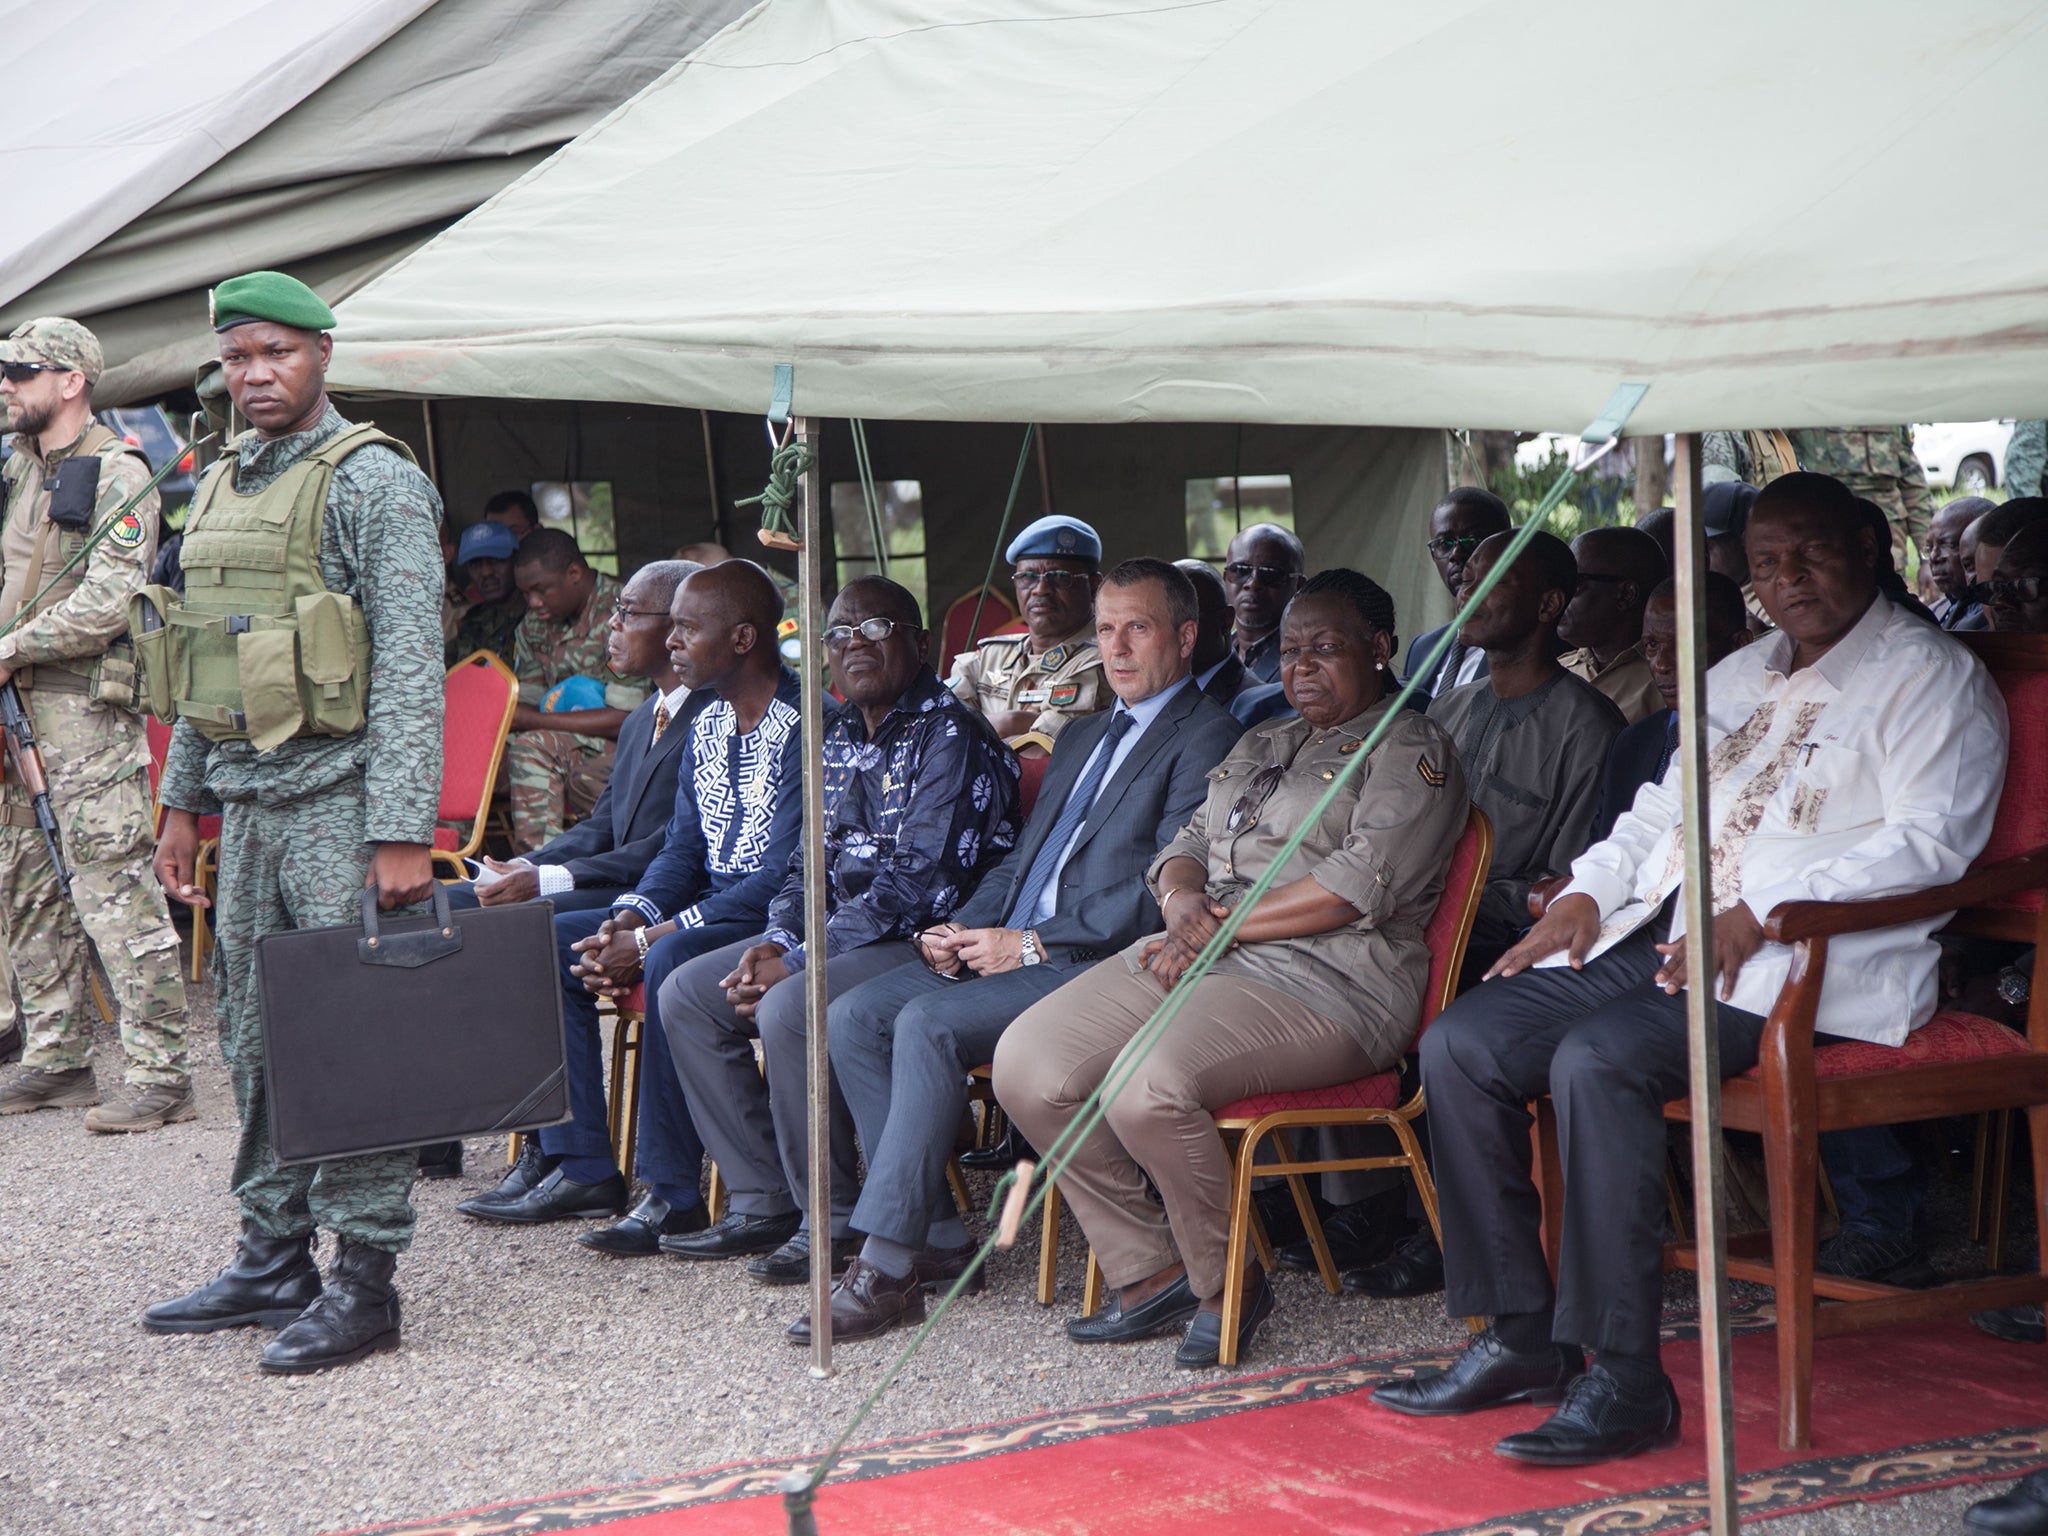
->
[357, 884, 464, 969]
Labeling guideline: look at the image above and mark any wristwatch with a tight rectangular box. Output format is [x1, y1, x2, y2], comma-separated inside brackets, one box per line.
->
[633, 925, 652, 960]
[1019, 930, 1043, 967]
[1998, 966, 2032, 1008]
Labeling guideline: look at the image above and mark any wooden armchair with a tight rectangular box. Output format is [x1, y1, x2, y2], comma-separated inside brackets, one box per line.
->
[1539, 630, 2048, 1450]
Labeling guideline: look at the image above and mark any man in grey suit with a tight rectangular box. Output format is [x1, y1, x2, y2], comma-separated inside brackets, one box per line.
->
[795, 558, 1245, 1344]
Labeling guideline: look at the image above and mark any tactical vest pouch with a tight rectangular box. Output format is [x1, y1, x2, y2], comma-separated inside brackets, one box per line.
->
[45, 457, 100, 531]
[236, 626, 304, 752]
[294, 590, 369, 737]
[129, 586, 178, 720]
[87, 639, 137, 710]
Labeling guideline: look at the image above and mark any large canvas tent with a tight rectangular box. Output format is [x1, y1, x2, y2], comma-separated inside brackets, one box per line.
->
[0, 0, 751, 405]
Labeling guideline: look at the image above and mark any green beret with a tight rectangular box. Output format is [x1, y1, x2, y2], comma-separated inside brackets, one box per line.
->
[210, 271, 336, 334]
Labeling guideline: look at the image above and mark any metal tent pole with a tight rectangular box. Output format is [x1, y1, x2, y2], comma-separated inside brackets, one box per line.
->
[1672, 431, 1737, 1531]
[794, 415, 835, 1377]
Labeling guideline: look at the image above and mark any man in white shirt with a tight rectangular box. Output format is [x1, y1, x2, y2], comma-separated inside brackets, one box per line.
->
[1371, 472, 2006, 1467]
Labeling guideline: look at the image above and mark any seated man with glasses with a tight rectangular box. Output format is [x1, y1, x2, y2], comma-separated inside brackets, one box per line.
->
[1404, 488, 1513, 701]
[948, 515, 1107, 748]
[1221, 522, 1307, 684]
[1981, 521, 2048, 633]
[662, 577, 1021, 1283]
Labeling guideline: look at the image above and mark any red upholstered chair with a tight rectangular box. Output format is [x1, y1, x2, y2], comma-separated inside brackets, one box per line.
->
[148, 715, 224, 982]
[1010, 733, 1056, 813]
[939, 586, 1018, 666]
[1536, 630, 2048, 1450]
[432, 650, 519, 880]
[1047, 809, 1495, 1352]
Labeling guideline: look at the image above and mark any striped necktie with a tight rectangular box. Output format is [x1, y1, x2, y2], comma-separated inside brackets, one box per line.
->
[650, 700, 672, 744]
[1006, 710, 1135, 928]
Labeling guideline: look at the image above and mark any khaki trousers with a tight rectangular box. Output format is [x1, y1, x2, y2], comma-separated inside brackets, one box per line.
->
[994, 958, 1380, 1301]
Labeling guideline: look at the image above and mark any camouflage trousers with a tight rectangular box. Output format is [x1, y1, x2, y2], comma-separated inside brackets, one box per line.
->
[212, 773, 415, 1251]
[505, 728, 611, 853]
[0, 689, 187, 1084]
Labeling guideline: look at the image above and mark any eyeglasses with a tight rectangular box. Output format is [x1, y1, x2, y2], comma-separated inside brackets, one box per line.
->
[1222, 562, 1299, 588]
[1425, 535, 1485, 559]
[1012, 569, 1092, 592]
[0, 362, 66, 384]
[822, 616, 905, 647]
[1574, 572, 1630, 591]
[1966, 577, 2045, 606]
[610, 601, 672, 621]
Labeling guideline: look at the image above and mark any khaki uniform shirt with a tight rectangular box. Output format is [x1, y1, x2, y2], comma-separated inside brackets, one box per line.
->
[1561, 642, 1665, 726]
[0, 419, 158, 674]
[946, 622, 1106, 742]
[1143, 699, 1470, 1065]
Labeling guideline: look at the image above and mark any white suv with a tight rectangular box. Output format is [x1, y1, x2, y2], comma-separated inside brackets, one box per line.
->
[1912, 421, 2014, 493]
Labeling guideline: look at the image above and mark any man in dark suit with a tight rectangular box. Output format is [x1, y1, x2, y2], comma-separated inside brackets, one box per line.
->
[447, 559, 702, 914]
[456, 561, 804, 1243]
[1175, 558, 1249, 706]
[1403, 486, 1512, 700]
[797, 558, 1244, 1343]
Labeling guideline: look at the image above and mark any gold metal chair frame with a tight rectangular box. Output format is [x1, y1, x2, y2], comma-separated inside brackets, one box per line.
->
[432, 649, 519, 881]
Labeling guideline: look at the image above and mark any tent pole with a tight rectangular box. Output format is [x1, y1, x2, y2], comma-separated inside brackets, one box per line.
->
[418, 400, 441, 489]
[702, 409, 728, 548]
[1672, 431, 1736, 1531]
[795, 414, 835, 1377]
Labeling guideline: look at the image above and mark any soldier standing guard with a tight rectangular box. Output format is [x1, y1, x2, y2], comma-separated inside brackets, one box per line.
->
[0, 318, 194, 1130]
[142, 271, 444, 1374]
[947, 514, 1108, 746]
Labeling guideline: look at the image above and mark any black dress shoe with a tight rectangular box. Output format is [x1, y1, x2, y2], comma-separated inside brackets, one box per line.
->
[142, 1220, 323, 1334]
[660, 1209, 801, 1260]
[1276, 1189, 1404, 1273]
[787, 1258, 928, 1345]
[456, 1167, 628, 1225]
[1342, 1229, 1444, 1298]
[1174, 1269, 1276, 1368]
[577, 1194, 710, 1256]
[1494, 1366, 1681, 1465]
[1816, 1230, 1936, 1288]
[416, 1141, 464, 1180]
[1371, 1330, 1585, 1417]
[748, 1230, 860, 1285]
[259, 1240, 401, 1375]
[1067, 1273, 1199, 1343]
[469, 1141, 558, 1205]
[959, 1124, 1036, 1172]
[1975, 1303, 2048, 1345]
[1252, 1183, 1325, 1250]
[1967, 1469, 2048, 1534]
[912, 1240, 986, 1296]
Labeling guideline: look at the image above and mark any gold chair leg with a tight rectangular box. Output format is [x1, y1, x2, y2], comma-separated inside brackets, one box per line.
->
[945, 1159, 973, 1216]
[1038, 1179, 1062, 1305]
[1271, 1126, 1340, 1295]
[707, 1161, 727, 1222]
[617, 1018, 642, 1182]
[1220, 1124, 1266, 1365]
[507, 1132, 525, 1166]
[1989, 1108, 2016, 1270]
[1083, 1247, 1104, 1317]
[1971, 1111, 1995, 1245]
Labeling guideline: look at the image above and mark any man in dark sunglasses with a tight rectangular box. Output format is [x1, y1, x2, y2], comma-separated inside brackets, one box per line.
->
[1402, 486, 1511, 701]
[1984, 522, 2048, 634]
[947, 514, 1107, 748]
[1220, 522, 1305, 683]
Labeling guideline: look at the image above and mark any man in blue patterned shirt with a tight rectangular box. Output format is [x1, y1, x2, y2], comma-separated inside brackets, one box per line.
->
[455, 561, 804, 1251]
[661, 576, 1021, 1283]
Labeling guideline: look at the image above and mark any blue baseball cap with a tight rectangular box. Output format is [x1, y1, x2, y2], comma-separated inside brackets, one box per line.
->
[457, 521, 519, 564]
[1006, 514, 1101, 565]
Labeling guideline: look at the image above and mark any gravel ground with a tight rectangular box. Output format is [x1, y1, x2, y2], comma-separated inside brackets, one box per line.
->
[0, 972, 2026, 1536]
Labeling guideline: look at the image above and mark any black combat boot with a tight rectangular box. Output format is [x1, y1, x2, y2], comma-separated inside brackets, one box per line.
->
[259, 1239, 402, 1374]
[142, 1220, 323, 1333]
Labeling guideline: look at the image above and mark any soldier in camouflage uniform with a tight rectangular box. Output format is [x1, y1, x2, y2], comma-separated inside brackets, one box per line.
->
[506, 528, 645, 850]
[946, 514, 1107, 747]
[1782, 427, 1933, 573]
[0, 317, 193, 1130]
[2004, 420, 2046, 503]
[442, 518, 525, 667]
[144, 271, 443, 1374]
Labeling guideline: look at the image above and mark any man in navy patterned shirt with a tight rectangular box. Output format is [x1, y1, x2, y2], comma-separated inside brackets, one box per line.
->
[661, 576, 1021, 1283]
[456, 561, 804, 1250]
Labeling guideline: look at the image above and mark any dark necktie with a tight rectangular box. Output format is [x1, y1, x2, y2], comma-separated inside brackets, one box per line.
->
[1006, 710, 1135, 928]
[1654, 712, 1679, 784]
[1432, 635, 1468, 696]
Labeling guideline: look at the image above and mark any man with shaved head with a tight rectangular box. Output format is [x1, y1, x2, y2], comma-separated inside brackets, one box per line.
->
[459, 558, 808, 1245]
[1404, 486, 1513, 700]
[1558, 526, 1669, 724]
[1925, 496, 1994, 630]
[1377, 471, 2005, 1466]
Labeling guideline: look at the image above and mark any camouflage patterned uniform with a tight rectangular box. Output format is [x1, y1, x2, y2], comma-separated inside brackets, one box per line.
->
[506, 569, 645, 850]
[157, 402, 443, 1251]
[1783, 427, 1932, 570]
[0, 413, 189, 1086]
[445, 590, 524, 669]
[2004, 421, 2046, 503]
[945, 622, 1106, 743]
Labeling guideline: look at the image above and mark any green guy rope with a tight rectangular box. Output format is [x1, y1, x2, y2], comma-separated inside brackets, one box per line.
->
[849, 418, 889, 578]
[966, 424, 1039, 644]
[744, 439, 815, 553]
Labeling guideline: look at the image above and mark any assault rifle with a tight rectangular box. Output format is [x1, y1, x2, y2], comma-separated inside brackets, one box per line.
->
[0, 679, 68, 897]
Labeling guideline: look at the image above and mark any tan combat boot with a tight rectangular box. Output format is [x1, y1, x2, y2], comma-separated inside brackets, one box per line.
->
[0, 1066, 100, 1114]
[83, 1078, 196, 1133]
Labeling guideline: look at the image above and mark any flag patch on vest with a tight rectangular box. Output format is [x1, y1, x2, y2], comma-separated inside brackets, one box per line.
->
[1047, 682, 1081, 707]
[1416, 755, 1446, 788]
[108, 511, 146, 548]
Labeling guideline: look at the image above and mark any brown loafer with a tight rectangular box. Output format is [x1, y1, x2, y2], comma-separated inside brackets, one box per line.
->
[786, 1258, 927, 1345]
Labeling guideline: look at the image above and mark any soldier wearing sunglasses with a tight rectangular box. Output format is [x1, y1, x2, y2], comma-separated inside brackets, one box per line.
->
[947, 514, 1107, 748]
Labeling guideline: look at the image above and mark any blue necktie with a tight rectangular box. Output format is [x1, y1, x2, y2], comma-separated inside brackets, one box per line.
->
[1006, 710, 1135, 928]
[1655, 712, 1680, 783]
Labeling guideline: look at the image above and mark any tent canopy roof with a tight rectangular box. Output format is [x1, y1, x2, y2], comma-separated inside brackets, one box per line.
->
[329, 0, 2048, 434]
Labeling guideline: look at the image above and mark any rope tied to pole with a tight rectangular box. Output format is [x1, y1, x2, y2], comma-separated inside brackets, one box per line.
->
[744, 438, 815, 552]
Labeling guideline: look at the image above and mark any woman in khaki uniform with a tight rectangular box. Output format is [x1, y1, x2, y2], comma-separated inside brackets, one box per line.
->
[996, 569, 1470, 1369]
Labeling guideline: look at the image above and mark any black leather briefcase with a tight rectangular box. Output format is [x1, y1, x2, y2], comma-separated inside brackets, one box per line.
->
[256, 887, 568, 1165]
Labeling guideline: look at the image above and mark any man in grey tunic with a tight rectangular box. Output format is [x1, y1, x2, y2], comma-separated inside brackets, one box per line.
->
[1428, 531, 1624, 983]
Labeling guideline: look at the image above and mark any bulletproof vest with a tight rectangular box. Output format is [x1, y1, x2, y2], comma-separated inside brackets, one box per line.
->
[0, 422, 148, 634]
[131, 422, 412, 752]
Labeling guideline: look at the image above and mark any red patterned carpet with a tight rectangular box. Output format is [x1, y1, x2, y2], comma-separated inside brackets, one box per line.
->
[335, 1299, 2048, 1536]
